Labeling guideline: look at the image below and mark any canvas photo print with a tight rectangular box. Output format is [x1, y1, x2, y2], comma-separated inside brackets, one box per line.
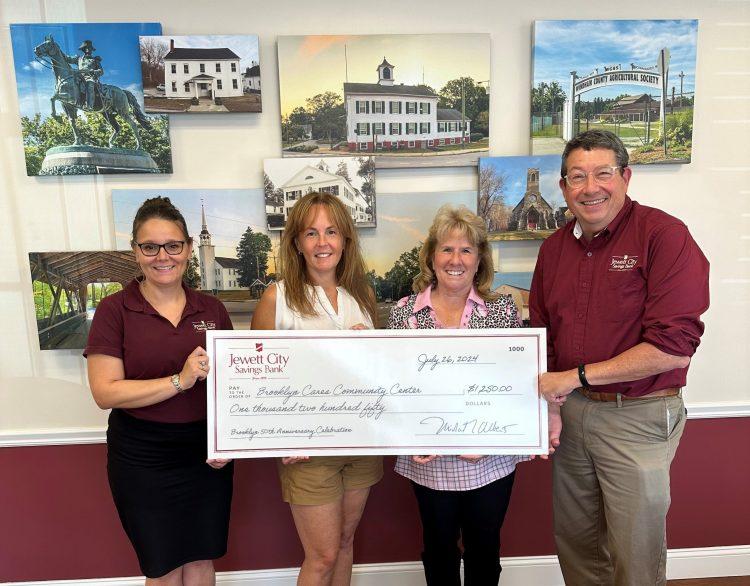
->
[278, 34, 490, 168]
[360, 188, 540, 325]
[10, 22, 172, 176]
[139, 35, 261, 113]
[113, 188, 273, 329]
[531, 19, 698, 164]
[478, 155, 569, 241]
[264, 157, 375, 230]
[29, 251, 139, 350]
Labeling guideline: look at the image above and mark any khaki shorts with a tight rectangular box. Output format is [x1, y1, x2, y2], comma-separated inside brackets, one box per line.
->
[278, 456, 383, 505]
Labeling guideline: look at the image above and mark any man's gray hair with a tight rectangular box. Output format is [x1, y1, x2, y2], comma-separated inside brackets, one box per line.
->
[561, 130, 629, 177]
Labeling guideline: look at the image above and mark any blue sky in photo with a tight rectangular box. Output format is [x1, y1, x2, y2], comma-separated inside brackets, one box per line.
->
[143, 35, 260, 72]
[533, 20, 698, 100]
[112, 189, 267, 259]
[10, 22, 161, 118]
[479, 156, 564, 210]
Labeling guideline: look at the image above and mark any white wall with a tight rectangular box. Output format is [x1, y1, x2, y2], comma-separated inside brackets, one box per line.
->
[0, 0, 748, 440]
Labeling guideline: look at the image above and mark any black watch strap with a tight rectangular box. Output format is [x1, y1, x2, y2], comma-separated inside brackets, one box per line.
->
[578, 364, 590, 388]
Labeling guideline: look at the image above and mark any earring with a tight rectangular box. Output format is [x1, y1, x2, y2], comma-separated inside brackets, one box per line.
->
[297, 250, 302, 255]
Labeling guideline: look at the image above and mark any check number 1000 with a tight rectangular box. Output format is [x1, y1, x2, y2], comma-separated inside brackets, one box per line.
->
[508, 346, 525, 352]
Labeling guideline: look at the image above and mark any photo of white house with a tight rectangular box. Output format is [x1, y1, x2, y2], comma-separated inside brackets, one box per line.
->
[164, 42, 242, 100]
[242, 63, 261, 92]
[345, 58, 471, 151]
[140, 35, 262, 113]
[264, 157, 376, 230]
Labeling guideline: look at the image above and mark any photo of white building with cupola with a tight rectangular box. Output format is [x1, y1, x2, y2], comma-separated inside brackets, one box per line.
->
[344, 58, 471, 152]
[278, 34, 490, 168]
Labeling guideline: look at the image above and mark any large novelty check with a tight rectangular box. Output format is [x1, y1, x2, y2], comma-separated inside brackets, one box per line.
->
[207, 329, 548, 458]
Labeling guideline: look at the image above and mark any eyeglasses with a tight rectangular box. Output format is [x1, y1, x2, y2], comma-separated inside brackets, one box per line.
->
[135, 241, 186, 256]
[564, 165, 622, 188]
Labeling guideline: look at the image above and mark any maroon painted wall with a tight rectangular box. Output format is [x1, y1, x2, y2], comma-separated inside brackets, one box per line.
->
[1, 418, 748, 582]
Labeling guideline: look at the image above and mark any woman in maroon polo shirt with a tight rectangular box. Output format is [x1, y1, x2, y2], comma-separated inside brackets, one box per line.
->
[84, 197, 233, 584]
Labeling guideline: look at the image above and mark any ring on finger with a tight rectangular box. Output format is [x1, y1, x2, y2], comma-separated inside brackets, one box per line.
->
[199, 360, 207, 368]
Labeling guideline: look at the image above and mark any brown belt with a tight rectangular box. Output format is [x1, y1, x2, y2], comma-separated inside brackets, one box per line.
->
[578, 387, 680, 402]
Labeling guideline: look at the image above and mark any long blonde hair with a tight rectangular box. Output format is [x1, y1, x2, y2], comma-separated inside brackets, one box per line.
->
[279, 192, 378, 326]
[413, 204, 498, 302]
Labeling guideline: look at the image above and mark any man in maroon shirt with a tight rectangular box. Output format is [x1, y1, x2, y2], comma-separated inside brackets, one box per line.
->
[530, 130, 709, 585]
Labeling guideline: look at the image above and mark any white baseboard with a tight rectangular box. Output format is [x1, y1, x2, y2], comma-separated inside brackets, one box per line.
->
[6, 545, 749, 586]
[1, 403, 747, 448]
[0, 428, 105, 447]
[667, 545, 750, 579]
[687, 402, 750, 419]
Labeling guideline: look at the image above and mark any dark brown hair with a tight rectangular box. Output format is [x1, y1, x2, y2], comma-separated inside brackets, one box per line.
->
[561, 129, 629, 177]
[131, 196, 192, 244]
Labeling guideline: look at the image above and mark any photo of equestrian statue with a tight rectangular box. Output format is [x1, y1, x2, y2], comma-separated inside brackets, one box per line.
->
[531, 20, 698, 164]
[10, 23, 172, 176]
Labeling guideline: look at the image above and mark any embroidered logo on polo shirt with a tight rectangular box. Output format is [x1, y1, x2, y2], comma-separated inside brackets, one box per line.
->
[609, 255, 639, 271]
[192, 320, 217, 331]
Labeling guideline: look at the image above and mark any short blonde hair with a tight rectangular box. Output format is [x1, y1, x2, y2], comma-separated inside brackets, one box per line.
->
[413, 204, 498, 301]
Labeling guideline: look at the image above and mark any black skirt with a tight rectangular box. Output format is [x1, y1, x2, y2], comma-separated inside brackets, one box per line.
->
[106, 409, 234, 578]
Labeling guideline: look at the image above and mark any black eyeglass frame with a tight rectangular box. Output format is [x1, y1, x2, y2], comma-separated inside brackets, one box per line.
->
[133, 241, 187, 256]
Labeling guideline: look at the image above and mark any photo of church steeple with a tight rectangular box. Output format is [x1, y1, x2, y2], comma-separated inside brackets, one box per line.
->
[198, 202, 216, 291]
[478, 155, 569, 241]
[198, 202, 245, 292]
[507, 168, 556, 232]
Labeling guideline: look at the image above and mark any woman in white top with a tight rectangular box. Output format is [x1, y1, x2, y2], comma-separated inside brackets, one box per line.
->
[252, 191, 381, 586]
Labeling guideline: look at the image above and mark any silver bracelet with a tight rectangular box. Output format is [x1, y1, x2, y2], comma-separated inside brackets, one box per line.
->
[171, 373, 184, 393]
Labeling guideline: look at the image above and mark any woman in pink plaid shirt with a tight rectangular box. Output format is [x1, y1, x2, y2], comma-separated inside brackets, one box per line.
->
[387, 205, 525, 586]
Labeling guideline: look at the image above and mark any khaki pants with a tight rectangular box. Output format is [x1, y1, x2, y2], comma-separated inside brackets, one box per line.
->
[553, 390, 686, 586]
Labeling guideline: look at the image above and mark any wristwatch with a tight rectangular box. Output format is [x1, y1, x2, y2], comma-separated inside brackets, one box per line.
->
[171, 373, 184, 393]
[577, 364, 591, 388]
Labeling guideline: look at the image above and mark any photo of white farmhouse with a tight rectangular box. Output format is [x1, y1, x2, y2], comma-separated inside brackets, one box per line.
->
[278, 34, 489, 168]
[140, 35, 261, 113]
[264, 157, 375, 230]
[164, 42, 242, 100]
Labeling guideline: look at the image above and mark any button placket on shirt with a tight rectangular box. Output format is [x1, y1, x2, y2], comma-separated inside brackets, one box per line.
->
[573, 244, 595, 364]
